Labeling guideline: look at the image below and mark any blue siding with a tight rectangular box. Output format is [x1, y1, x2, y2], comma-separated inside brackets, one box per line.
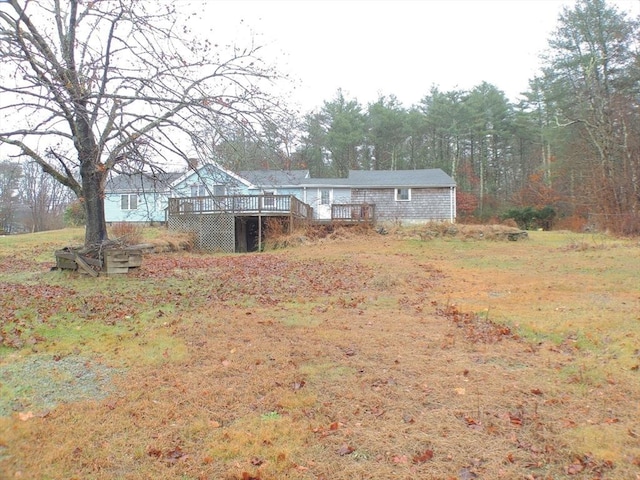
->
[172, 165, 251, 197]
[105, 192, 168, 223]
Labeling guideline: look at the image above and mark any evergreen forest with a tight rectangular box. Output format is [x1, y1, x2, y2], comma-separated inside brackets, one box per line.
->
[212, 0, 640, 233]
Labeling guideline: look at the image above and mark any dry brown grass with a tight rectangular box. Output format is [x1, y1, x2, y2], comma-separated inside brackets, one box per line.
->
[109, 222, 145, 245]
[0, 226, 639, 479]
[264, 222, 376, 250]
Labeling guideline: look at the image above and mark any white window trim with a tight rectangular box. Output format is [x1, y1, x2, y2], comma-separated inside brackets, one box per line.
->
[191, 183, 207, 197]
[121, 193, 138, 210]
[395, 188, 411, 202]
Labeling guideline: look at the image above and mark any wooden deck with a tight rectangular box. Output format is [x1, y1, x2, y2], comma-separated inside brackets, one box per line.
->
[167, 195, 376, 228]
[330, 203, 376, 223]
[168, 195, 313, 220]
[166, 195, 375, 252]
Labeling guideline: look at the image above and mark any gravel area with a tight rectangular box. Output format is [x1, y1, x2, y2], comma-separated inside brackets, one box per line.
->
[0, 355, 122, 416]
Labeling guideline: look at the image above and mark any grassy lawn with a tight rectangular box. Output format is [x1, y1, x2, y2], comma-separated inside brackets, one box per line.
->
[0, 226, 639, 479]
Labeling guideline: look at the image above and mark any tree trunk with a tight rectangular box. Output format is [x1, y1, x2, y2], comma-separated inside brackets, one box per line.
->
[80, 156, 108, 247]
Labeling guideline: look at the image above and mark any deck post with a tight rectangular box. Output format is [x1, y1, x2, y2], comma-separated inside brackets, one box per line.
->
[258, 214, 262, 252]
[289, 197, 294, 233]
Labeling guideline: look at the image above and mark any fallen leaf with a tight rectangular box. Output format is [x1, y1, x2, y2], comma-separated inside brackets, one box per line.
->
[464, 417, 482, 429]
[392, 454, 408, 464]
[291, 380, 306, 390]
[250, 456, 264, 466]
[241, 472, 261, 480]
[509, 412, 523, 426]
[147, 447, 162, 458]
[458, 467, 478, 479]
[166, 446, 185, 461]
[412, 449, 433, 463]
[566, 462, 584, 474]
[336, 444, 354, 456]
[402, 413, 415, 424]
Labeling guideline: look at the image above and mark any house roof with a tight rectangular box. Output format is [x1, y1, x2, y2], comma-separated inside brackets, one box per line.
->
[346, 169, 455, 188]
[172, 162, 255, 189]
[106, 171, 183, 193]
[106, 165, 456, 193]
[239, 170, 310, 187]
[302, 177, 353, 187]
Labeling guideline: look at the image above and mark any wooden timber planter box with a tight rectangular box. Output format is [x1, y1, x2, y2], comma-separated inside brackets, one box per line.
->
[103, 249, 142, 274]
[55, 247, 143, 276]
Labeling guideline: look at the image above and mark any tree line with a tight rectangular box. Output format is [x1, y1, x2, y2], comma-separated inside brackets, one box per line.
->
[213, 0, 640, 233]
[1, 0, 638, 243]
[0, 161, 73, 234]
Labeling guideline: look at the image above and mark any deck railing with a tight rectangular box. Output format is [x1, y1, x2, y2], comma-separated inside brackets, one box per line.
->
[167, 195, 313, 220]
[331, 203, 375, 223]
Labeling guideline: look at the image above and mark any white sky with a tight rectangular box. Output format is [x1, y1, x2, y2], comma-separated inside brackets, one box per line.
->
[196, 0, 640, 112]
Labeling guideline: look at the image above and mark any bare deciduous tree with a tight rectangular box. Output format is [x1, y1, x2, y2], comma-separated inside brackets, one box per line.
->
[0, 0, 288, 246]
[20, 160, 73, 232]
[0, 160, 22, 233]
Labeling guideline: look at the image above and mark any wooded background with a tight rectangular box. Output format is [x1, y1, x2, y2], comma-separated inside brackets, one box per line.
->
[1, 0, 638, 234]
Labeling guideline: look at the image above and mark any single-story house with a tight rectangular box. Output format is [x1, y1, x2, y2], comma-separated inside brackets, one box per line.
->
[104, 170, 183, 224]
[105, 163, 456, 251]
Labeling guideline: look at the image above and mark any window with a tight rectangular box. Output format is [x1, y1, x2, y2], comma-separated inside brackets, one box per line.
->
[212, 185, 226, 196]
[191, 184, 206, 197]
[121, 194, 138, 210]
[320, 189, 330, 205]
[395, 188, 411, 201]
[191, 184, 226, 196]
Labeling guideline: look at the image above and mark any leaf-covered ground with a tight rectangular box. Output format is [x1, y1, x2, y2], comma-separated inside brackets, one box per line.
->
[0, 227, 639, 479]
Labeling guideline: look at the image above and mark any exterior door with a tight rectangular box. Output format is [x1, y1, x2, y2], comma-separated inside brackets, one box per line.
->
[317, 188, 332, 219]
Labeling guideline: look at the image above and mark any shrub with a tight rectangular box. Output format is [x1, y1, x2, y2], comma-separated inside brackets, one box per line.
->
[109, 222, 143, 245]
[501, 206, 556, 230]
[63, 200, 86, 227]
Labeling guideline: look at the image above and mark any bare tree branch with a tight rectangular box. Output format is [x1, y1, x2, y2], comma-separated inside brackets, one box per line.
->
[0, 0, 293, 246]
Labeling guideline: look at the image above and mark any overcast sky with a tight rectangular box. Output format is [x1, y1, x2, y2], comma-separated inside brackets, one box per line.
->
[197, 0, 640, 112]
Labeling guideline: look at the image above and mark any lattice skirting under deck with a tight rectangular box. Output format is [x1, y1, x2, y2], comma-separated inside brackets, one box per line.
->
[168, 213, 235, 252]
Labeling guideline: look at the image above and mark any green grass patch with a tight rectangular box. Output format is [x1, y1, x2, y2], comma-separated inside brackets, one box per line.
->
[299, 361, 357, 382]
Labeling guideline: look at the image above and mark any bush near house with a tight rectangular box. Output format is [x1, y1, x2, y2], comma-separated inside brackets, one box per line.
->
[501, 205, 556, 230]
[109, 222, 144, 245]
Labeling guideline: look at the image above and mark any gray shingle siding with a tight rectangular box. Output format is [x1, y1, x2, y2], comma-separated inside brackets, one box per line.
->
[352, 187, 453, 222]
